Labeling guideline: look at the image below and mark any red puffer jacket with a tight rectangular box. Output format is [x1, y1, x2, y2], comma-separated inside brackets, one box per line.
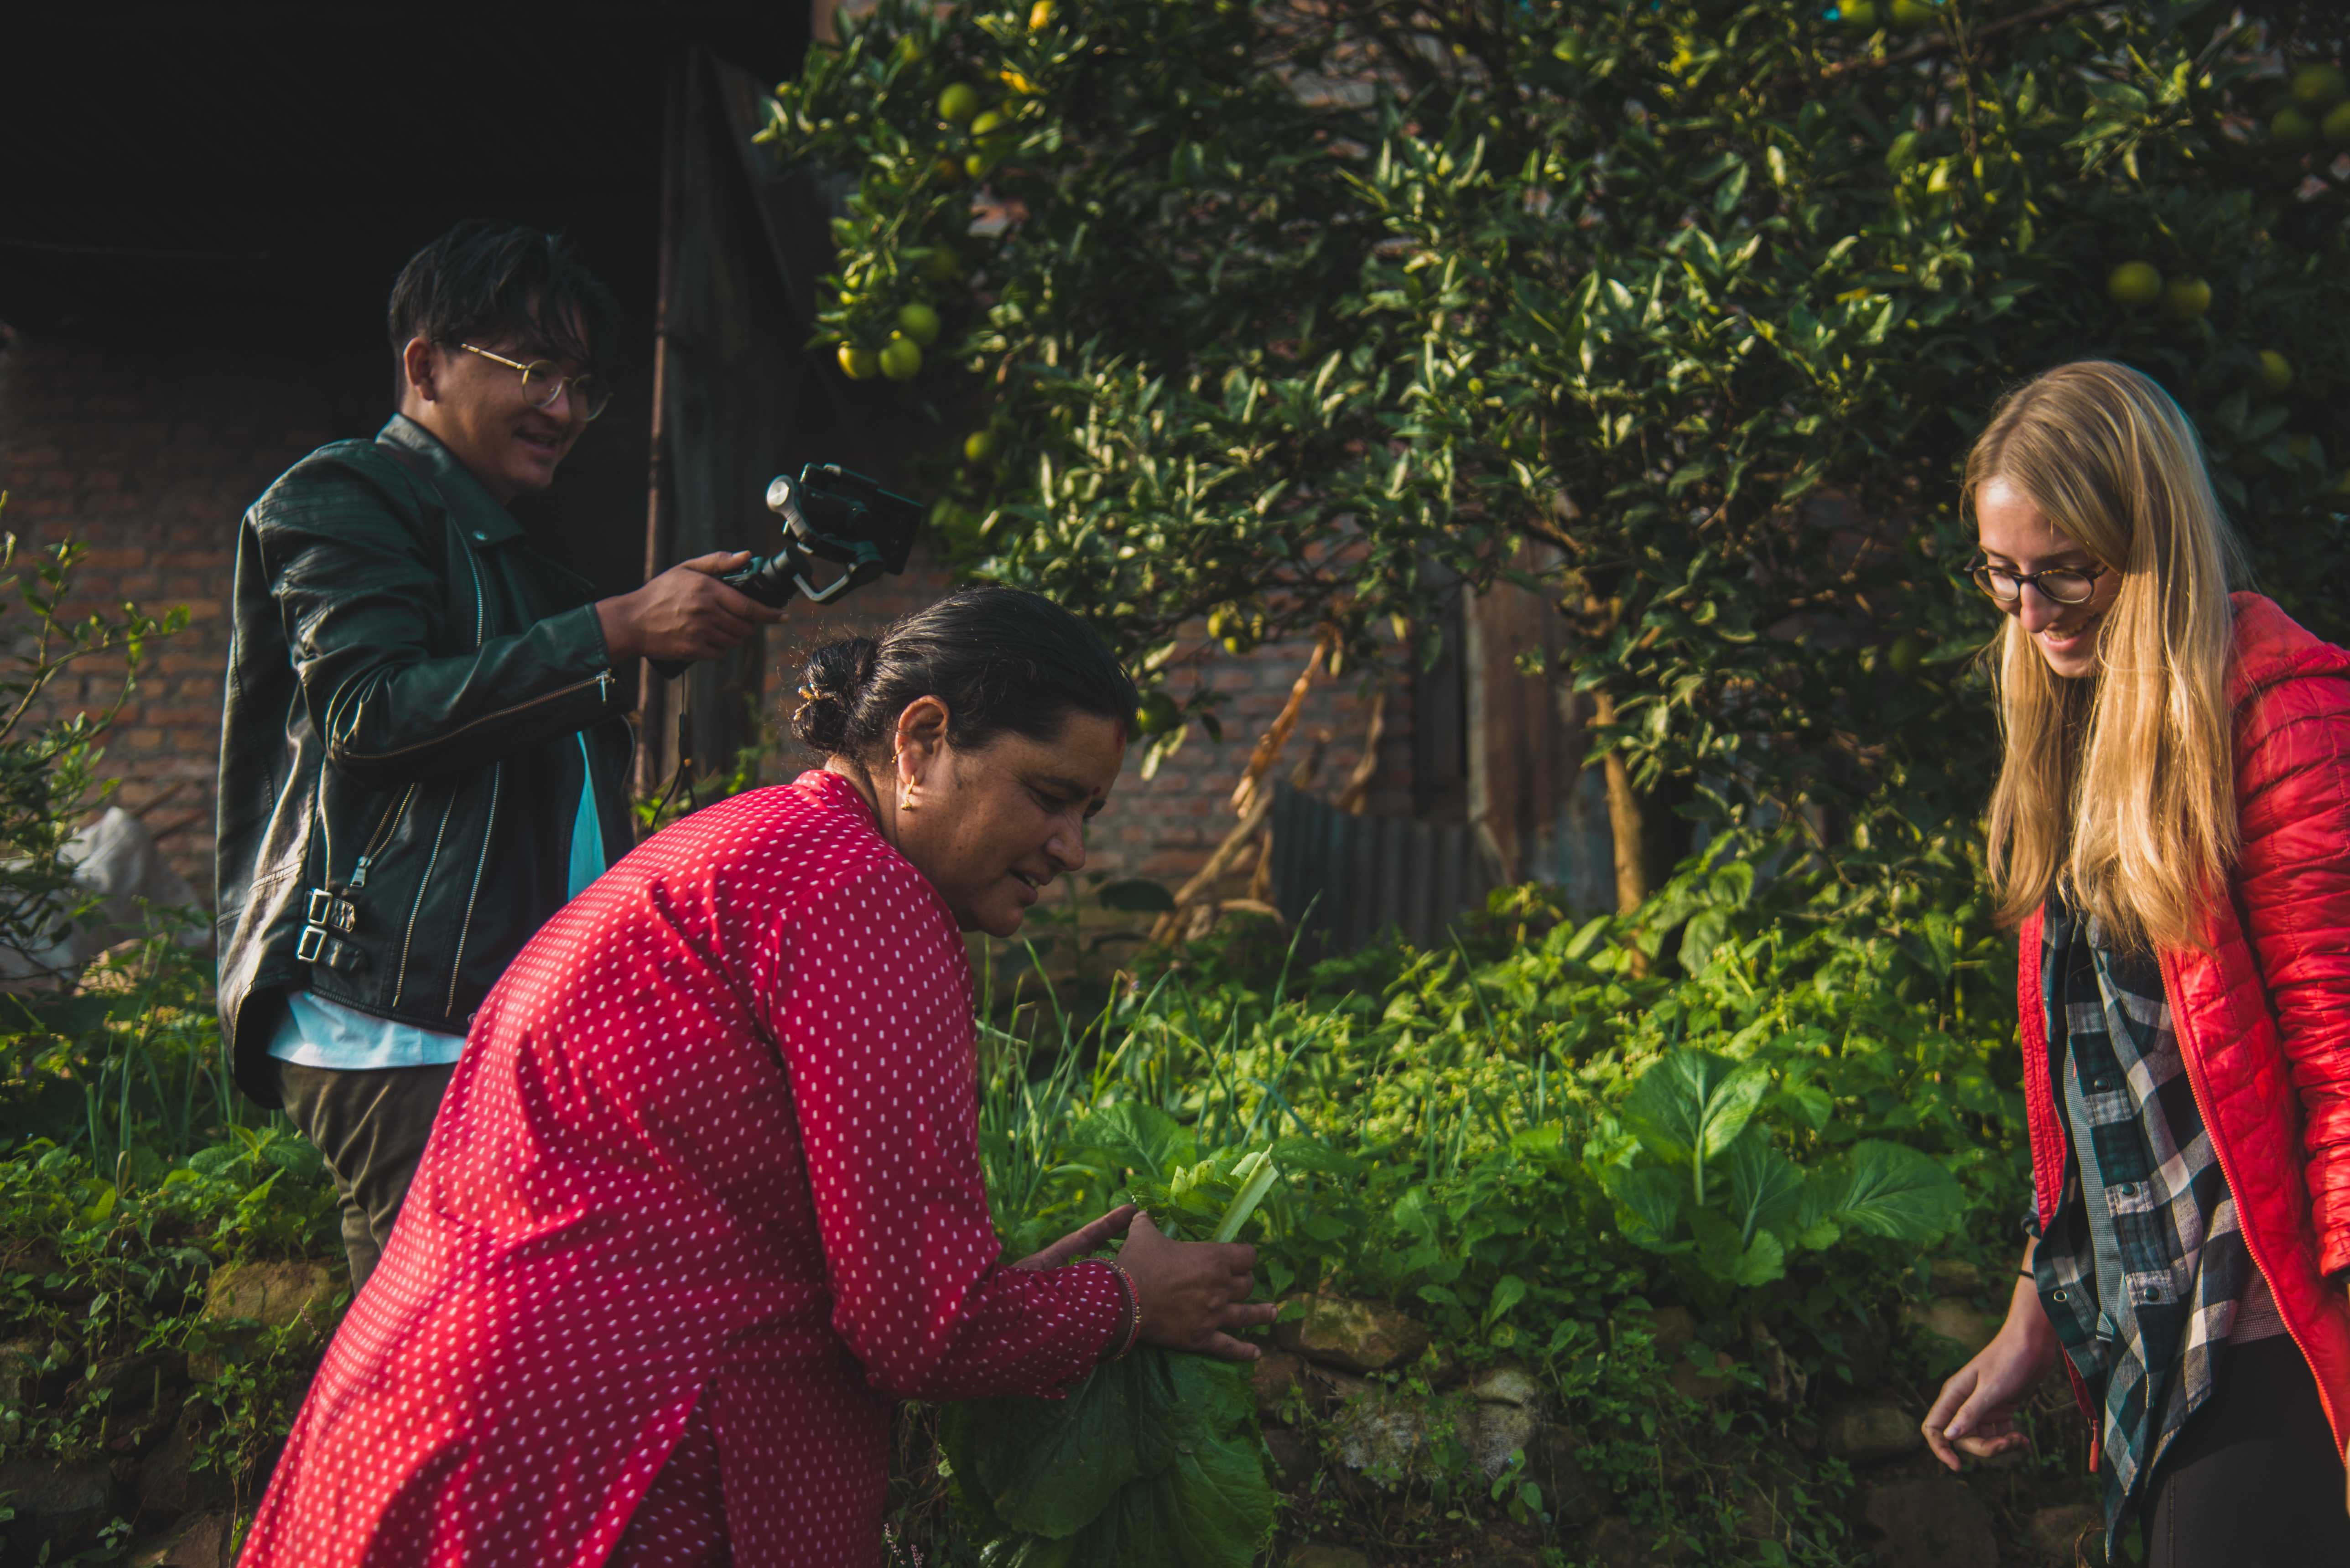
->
[2018, 592, 2350, 1463]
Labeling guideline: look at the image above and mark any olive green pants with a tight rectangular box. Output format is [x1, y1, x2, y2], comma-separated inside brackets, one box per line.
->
[268, 1058, 457, 1290]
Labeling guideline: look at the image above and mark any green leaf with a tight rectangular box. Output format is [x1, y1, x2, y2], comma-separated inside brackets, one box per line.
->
[1620, 1050, 1768, 1168]
[951, 1352, 1274, 1566]
[1833, 1139, 1964, 1244]
[1729, 1230, 1786, 1288]
[1605, 1164, 1685, 1251]
[1211, 1152, 1280, 1243]
[1690, 1207, 1786, 1287]
[1725, 1132, 1804, 1244]
[1074, 1104, 1196, 1183]
[1484, 1273, 1529, 1329]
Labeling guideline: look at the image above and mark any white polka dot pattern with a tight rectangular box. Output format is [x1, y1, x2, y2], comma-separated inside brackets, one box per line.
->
[236, 770, 1125, 1568]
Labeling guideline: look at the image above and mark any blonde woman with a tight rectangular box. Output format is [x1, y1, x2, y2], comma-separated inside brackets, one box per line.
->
[1919, 361, 2350, 1564]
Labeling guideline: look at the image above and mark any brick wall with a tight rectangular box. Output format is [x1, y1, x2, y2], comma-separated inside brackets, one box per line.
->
[0, 335, 357, 896]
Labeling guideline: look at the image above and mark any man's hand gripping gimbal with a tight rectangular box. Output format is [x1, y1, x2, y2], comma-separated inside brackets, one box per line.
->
[649, 465, 921, 678]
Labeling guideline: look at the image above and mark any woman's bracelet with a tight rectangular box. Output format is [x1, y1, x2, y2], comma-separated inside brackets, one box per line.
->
[1106, 1262, 1143, 1360]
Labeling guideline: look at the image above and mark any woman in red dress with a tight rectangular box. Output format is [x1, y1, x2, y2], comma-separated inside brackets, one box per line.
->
[238, 587, 1274, 1567]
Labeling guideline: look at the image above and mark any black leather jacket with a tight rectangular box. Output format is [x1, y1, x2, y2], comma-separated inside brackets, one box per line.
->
[215, 415, 633, 1105]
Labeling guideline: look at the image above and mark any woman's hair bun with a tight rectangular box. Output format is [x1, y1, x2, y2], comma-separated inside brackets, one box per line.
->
[789, 636, 877, 755]
[783, 587, 1137, 763]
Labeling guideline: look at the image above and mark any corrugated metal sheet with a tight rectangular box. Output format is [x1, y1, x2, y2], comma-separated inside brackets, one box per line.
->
[1269, 782, 1499, 956]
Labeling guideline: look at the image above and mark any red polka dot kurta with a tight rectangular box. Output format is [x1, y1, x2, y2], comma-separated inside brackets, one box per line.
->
[237, 771, 1125, 1568]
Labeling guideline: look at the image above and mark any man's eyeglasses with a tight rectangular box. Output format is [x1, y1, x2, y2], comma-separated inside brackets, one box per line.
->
[459, 343, 613, 421]
[1970, 558, 2109, 607]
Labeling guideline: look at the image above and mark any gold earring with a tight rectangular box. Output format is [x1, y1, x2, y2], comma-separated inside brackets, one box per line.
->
[899, 788, 916, 812]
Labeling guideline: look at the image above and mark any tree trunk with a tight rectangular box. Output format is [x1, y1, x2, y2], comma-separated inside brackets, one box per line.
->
[1591, 691, 1652, 917]
[1589, 690, 1694, 919]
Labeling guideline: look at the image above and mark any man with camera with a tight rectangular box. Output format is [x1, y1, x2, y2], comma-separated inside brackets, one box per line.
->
[215, 220, 781, 1286]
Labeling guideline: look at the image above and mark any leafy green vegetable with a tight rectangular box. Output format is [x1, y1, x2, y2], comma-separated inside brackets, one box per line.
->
[1604, 1050, 1966, 1290]
[1212, 1151, 1280, 1244]
[1621, 1049, 1768, 1200]
[1074, 1103, 1196, 1181]
[1835, 1139, 1967, 1244]
[942, 1146, 1282, 1566]
[944, 1350, 1275, 1568]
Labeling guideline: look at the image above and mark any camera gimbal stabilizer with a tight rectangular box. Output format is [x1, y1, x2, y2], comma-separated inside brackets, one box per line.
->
[649, 463, 920, 679]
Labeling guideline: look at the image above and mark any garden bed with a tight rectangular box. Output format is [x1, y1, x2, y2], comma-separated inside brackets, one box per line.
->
[1, 879, 2105, 1566]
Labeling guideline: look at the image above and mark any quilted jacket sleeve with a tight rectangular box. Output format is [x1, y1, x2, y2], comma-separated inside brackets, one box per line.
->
[2233, 669, 2350, 1277]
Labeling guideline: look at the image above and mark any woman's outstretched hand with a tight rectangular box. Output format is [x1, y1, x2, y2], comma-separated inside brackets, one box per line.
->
[1118, 1212, 1279, 1362]
[1922, 1271, 2060, 1470]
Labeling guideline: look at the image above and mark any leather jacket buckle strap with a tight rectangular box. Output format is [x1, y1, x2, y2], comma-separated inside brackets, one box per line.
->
[295, 921, 367, 974]
[306, 888, 359, 934]
[299, 887, 361, 967]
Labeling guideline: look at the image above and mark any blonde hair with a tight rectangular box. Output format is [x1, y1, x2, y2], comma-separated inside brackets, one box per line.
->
[1973, 360, 2246, 951]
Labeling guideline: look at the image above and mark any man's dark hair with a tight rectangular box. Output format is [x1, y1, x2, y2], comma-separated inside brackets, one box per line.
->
[790, 587, 1138, 759]
[385, 220, 620, 400]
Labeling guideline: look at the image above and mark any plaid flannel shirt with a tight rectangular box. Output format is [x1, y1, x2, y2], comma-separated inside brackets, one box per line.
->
[2028, 895, 2260, 1543]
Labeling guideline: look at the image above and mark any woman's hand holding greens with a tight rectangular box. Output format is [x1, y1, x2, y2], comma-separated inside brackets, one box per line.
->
[1116, 1213, 1277, 1362]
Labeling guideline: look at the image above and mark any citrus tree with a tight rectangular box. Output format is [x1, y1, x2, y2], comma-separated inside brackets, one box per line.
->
[767, 0, 2350, 911]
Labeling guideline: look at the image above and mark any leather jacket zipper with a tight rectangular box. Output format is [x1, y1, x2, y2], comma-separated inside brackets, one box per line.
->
[348, 784, 416, 890]
[446, 761, 503, 1014]
[392, 796, 457, 1010]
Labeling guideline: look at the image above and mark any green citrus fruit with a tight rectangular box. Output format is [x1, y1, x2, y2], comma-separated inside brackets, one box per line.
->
[2106, 260, 2163, 307]
[937, 82, 982, 125]
[897, 302, 942, 346]
[964, 151, 991, 179]
[837, 343, 879, 380]
[1887, 0, 1940, 28]
[1205, 606, 1236, 640]
[2325, 101, 2350, 146]
[1837, 0, 1877, 24]
[2258, 350, 2295, 395]
[1133, 691, 1181, 736]
[962, 429, 995, 463]
[2291, 64, 2348, 111]
[922, 245, 963, 283]
[2273, 106, 2318, 150]
[970, 109, 1009, 144]
[878, 336, 923, 381]
[2159, 276, 2212, 322]
[1887, 633, 1924, 678]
